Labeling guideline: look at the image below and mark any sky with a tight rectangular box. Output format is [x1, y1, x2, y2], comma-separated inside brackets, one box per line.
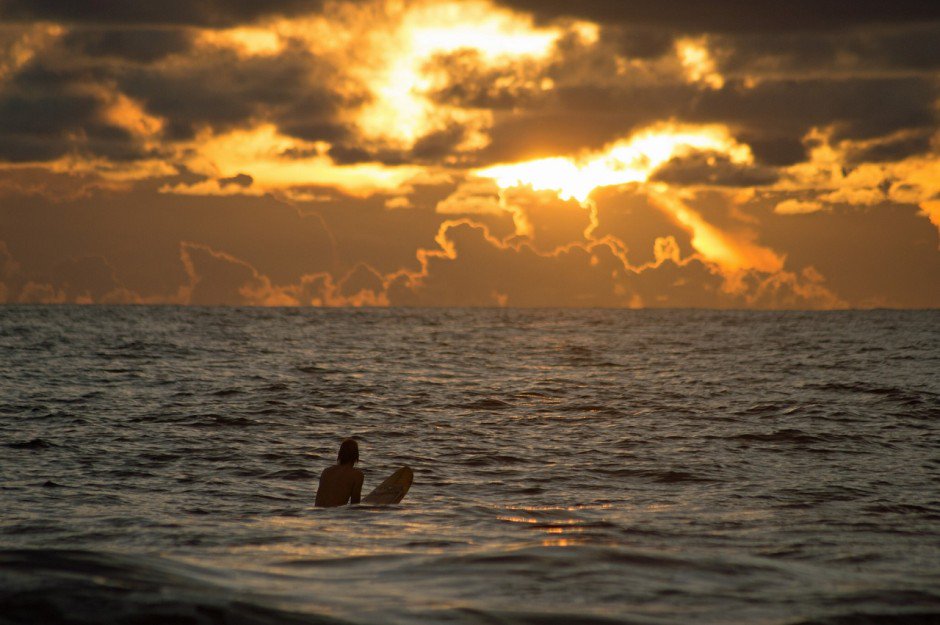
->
[0, 0, 938, 307]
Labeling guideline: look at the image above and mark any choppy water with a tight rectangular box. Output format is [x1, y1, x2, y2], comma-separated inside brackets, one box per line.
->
[1, 306, 939, 625]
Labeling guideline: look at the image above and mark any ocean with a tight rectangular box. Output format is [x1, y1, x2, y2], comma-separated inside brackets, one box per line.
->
[1, 306, 938, 625]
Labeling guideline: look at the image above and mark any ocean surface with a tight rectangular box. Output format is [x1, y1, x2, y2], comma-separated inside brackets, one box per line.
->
[1, 306, 938, 625]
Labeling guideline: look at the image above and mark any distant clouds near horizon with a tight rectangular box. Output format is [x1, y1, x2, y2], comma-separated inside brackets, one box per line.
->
[0, 0, 937, 307]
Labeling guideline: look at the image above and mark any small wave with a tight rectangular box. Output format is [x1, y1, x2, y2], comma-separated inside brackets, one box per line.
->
[590, 467, 712, 483]
[461, 454, 529, 466]
[735, 402, 788, 416]
[5, 438, 57, 450]
[864, 503, 938, 515]
[297, 364, 335, 374]
[263, 382, 290, 391]
[211, 387, 243, 396]
[558, 404, 614, 413]
[650, 470, 709, 484]
[264, 469, 318, 481]
[459, 398, 513, 410]
[792, 612, 940, 625]
[422, 544, 770, 578]
[0, 549, 351, 625]
[187, 414, 256, 427]
[731, 428, 825, 445]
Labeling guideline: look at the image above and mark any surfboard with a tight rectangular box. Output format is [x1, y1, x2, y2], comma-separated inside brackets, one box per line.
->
[362, 466, 413, 504]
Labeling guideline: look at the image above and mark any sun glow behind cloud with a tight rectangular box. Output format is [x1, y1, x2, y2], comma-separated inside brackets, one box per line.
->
[471, 123, 786, 272]
[162, 0, 590, 196]
[199, 27, 285, 56]
[1, 0, 936, 309]
[281, 0, 571, 148]
[355, 0, 565, 146]
[475, 124, 753, 203]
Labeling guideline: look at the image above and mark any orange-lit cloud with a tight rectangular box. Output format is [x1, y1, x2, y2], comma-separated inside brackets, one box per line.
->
[467, 122, 785, 275]
[0, 0, 936, 308]
[164, 124, 427, 197]
[676, 37, 724, 89]
[475, 123, 753, 203]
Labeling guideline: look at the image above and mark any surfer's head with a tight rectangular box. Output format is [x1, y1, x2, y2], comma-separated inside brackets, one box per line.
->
[337, 438, 359, 465]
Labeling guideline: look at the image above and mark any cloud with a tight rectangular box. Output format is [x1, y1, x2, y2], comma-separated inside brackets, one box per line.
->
[117, 42, 347, 143]
[712, 23, 940, 77]
[178, 241, 389, 306]
[686, 77, 938, 146]
[387, 219, 840, 308]
[652, 151, 779, 187]
[0, 63, 136, 162]
[738, 193, 940, 307]
[0, 0, 937, 309]
[0, 241, 143, 303]
[61, 28, 194, 63]
[774, 199, 824, 215]
[179, 241, 287, 305]
[0, 0, 324, 27]
[495, 1, 940, 32]
[218, 172, 253, 188]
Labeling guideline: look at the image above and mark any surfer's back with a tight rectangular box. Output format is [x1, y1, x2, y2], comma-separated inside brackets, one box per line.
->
[315, 464, 364, 507]
[315, 438, 364, 507]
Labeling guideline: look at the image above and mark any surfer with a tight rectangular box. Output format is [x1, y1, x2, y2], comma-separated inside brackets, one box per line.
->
[315, 438, 364, 507]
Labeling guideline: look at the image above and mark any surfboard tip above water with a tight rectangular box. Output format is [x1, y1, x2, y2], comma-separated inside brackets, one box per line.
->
[361, 465, 413, 505]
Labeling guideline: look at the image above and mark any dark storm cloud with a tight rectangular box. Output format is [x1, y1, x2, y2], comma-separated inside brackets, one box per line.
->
[425, 50, 546, 110]
[219, 173, 253, 188]
[496, 0, 940, 32]
[116, 44, 347, 142]
[0, 91, 98, 162]
[0, 0, 323, 27]
[61, 28, 195, 63]
[411, 125, 471, 162]
[480, 111, 629, 163]
[476, 73, 936, 166]
[327, 144, 408, 166]
[275, 90, 353, 144]
[845, 130, 935, 164]
[0, 62, 151, 162]
[651, 152, 780, 187]
[327, 125, 474, 166]
[602, 25, 675, 60]
[478, 83, 695, 164]
[688, 77, 938, 142]
[0, 35, 350, 163]
[714, 24, 940, 75]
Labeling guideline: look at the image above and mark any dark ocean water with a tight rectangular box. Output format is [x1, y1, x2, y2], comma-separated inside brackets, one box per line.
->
[1, 306, 938, 625]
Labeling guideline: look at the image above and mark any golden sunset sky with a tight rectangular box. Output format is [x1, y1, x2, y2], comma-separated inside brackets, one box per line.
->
[1, 0, 938, 307]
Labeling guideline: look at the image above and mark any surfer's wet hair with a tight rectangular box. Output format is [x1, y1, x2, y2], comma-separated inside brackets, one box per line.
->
[338, 438, 359, 465]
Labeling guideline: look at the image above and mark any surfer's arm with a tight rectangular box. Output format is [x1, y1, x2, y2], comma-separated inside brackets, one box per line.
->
[313, 470, 328, 507]
[350, 470, 364, 504]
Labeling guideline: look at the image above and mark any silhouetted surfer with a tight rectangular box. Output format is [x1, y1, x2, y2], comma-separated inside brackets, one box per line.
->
[315, 439, 364, 507]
